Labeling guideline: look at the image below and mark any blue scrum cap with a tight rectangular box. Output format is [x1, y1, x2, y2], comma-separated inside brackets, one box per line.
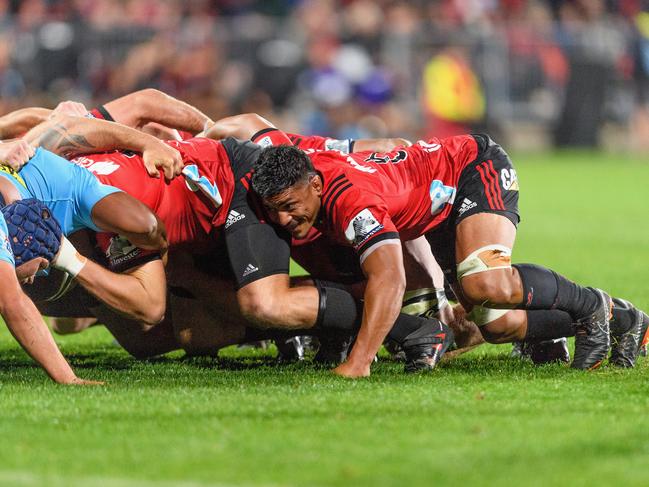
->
[2, 198, 62, 265]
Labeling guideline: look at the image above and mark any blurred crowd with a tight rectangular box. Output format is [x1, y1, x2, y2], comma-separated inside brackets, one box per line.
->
[2, 0, 649, 148]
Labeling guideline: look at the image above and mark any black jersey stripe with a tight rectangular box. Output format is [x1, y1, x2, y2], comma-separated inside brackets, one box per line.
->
[321, 175, 346, 209]
[325, 182, 352, 216]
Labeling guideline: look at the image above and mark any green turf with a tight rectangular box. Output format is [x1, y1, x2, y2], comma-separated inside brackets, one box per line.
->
[0, 152, 648, 487]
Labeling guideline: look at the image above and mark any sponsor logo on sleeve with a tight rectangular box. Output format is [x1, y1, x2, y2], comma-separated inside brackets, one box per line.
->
[106, 235, 140, 267]
[256, 136, 273, 148]
[344, 208, 384, 248]
[324, 138, 351, 154]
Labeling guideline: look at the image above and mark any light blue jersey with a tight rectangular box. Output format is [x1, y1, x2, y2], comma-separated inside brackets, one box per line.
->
[0, 213, 15, 267]
[0, 148, 121, 235]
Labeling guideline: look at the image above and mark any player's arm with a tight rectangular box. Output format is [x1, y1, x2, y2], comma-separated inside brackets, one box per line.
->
[205, 113, 411, 153]
[335, 242, 405, 377]
[0, 260, 98, 384]
[351, 138, 412, 152]
[22, 115, 183, 180]
[102, 88, 212, 135]
[0, 107, 51, 140]
[403, 236, 453, 324]
[73, 259, 166, 325]
[52, 230, 167, 325]
[204, 113, 275, 141]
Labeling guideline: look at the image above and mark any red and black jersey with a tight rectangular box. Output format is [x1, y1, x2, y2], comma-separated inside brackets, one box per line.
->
[71, 137, 235, 252]
[248, 127, 479, 262]
[308, 135, 478, 261]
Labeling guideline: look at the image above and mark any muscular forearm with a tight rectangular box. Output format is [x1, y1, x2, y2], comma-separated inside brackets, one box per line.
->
[107, 89, 212, 134]
[22, 115, 165, 158]
[347, 273, 405, 366]
[2, 293, 77, 383]
[204, 113, 274, 141]
[403, 237, 445, 290]
[75, 260, 166, 324]
[0, 107, 51, 140]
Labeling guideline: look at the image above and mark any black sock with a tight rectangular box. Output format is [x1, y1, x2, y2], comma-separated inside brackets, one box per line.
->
[315, 283, 362, 331]
[524, 310, 575, 341]
[514, 264, 599, 319]
[610, 299, 636, 335]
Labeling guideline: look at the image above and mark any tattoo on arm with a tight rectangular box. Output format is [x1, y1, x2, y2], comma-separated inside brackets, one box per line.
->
[36, 123, 95, 156]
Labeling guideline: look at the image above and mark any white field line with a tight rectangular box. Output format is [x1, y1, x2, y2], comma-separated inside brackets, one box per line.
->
[0, 471, 286, 487]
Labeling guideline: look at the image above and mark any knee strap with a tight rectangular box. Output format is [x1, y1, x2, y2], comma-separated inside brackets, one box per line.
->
[468, 305, 511, 327]
[457, 244, 512, 280]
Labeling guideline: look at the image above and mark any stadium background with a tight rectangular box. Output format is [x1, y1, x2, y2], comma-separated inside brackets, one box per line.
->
[0, 1, 648, 487]
[3, 0, 649, 152]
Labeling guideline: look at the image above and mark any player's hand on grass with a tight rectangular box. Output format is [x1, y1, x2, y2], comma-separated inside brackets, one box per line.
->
[0, 139, 35, 170]
[50, 100, 89, 118]
[64, 376, 105, 386]
[332, 360, 371, 378]
[142, 141, 183, 181]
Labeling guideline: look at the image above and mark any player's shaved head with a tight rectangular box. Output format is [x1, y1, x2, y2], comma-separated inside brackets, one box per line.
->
[252, 145, 316, 199]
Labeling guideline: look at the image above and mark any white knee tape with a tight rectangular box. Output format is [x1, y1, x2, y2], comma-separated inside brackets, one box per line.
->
[468, 306, 510, 327]
[457, 244, 512, 280]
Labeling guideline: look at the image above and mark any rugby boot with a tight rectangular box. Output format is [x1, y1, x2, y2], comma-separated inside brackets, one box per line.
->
[275, 336, 311, 362]
[511, 341, 531, 360]
[403, 319, 454, 373]
[528, 338, 570, 365]
[571, 288, 612, 370]
[313, 330, 354, 365]
[609, 298, 649, 368]
[383, 339, 406, 361]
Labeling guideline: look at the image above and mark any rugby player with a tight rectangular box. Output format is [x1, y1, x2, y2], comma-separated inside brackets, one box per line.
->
[247, 123, 644, 374]
[18, 98, 451, 371]
[0, 198, 100, 384]
[0, 114, 183, 325]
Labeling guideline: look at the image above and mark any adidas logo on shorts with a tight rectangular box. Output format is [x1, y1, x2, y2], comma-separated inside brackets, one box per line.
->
[242, 263, 259, 277]
[226, 209, 245, 228]
[458, 198, 477, 216]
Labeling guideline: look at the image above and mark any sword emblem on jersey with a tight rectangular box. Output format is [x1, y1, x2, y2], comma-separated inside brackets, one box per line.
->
[429, 180, 456, 216]
[182, 164, 223, 207]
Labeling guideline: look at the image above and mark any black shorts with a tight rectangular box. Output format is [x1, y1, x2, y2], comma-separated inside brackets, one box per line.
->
[223, 138, 292, 290]
[425, 134, 520, 286]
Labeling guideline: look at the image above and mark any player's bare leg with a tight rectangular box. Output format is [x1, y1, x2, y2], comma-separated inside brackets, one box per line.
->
[90, 305, 178, 359]
[51, 317, 97, 335]
[236, 274, 319, 330]
[455, 212, 611, 370]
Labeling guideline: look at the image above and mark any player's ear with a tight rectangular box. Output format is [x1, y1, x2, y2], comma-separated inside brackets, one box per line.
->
[310, 174, 323, 196]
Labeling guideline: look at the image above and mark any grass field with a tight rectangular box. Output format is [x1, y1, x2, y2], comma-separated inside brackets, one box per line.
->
[0, 152, 648, 487]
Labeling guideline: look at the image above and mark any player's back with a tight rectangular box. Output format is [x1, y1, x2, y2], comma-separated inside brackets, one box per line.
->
[72, 137, 235, 249]
[309, 134, 477, 239]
